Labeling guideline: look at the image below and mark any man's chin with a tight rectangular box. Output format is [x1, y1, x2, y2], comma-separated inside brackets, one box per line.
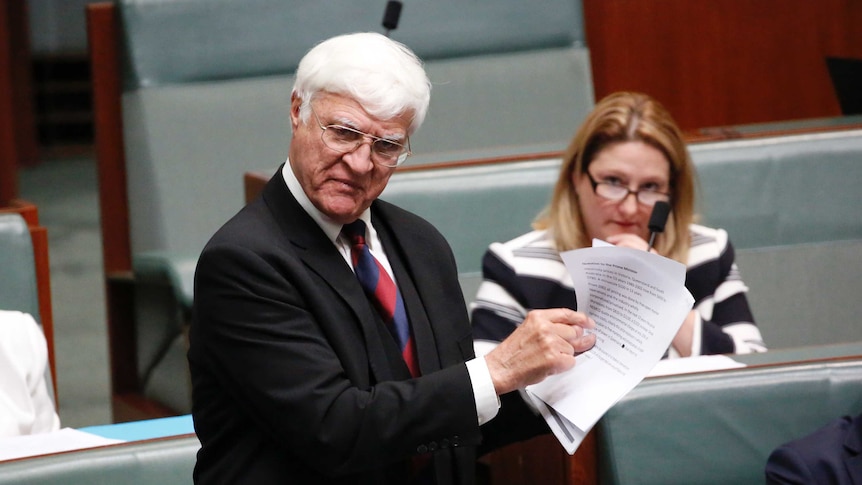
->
[317, 198, 368, 224]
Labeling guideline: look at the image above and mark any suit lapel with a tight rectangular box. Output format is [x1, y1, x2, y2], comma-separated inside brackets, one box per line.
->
[300, 238, 403, 383]
[373, 205, 443, 375]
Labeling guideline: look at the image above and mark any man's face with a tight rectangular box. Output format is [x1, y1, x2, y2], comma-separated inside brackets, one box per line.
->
[288, 92, 412, 224]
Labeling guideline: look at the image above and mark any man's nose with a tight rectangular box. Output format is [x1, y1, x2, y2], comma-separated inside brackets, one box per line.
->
[343, 141, 375, 172]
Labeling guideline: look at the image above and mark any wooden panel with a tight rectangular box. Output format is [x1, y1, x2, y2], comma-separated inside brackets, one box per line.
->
[0, 0, 18, 204]
[112, 392, 177, 424]
[87, 2, 148, 421]
[0, 0, 38, 206]
[583, 0, 862, 130]
[88, 2, 131, 275]
[486, 433, 597, 485]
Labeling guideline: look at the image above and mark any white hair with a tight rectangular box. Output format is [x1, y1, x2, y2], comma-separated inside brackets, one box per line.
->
[292, 32, 431, 135]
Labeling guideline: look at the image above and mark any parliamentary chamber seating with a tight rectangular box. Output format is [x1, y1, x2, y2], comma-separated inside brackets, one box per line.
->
[374, 124, 862, 484]
[77, 0, 862, 481]
[87, 0, 595, 418]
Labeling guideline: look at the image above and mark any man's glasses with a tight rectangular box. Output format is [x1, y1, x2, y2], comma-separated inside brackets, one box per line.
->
[311, 106, 411, 167]
[585, 171, 671, 206]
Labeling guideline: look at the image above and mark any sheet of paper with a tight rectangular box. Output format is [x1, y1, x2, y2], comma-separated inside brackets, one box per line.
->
[527, 244, 694, 453]
[0, 428, 124, 462]
[526, 390, 588, 454]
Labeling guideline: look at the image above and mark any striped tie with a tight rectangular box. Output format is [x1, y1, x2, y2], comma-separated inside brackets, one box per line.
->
[342, 220, 419, 377]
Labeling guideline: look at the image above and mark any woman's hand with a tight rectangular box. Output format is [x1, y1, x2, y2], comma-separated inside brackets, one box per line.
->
[605, 233, 658, 254]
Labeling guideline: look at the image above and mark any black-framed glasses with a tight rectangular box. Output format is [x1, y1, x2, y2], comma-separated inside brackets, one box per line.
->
[585, 171, 671, 206]
[311, 106, 411, 167]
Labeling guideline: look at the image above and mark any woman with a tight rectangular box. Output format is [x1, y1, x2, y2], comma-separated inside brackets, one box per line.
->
[471, 92, 766, 358]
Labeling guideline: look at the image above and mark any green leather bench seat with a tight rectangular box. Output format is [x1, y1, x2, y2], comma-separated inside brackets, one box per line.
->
[0, 436, 200, 485]
[596, 358, 862, 484]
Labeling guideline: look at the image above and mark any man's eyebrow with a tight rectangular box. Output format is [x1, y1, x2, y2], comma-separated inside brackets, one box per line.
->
[331, 116, 407, 142]
[330, 116, 360, 129]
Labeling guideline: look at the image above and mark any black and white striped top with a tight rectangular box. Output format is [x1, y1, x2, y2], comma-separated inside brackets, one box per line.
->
[470, 224, 766, 358]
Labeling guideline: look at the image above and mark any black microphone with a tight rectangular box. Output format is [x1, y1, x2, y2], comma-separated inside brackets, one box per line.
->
[647, 201, 671, 251]
[382, 1, 403, 37]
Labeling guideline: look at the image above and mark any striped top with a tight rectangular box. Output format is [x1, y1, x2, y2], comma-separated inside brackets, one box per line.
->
[470, 224, 766, 358]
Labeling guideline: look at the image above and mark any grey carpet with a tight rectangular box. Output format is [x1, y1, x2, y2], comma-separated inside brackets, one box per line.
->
[18, 155, 111, 428]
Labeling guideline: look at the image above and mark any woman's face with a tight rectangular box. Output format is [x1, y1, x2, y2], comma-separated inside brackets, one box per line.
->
[573, 141, 671, 243]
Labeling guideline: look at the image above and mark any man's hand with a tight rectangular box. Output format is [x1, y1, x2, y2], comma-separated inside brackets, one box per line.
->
[484, 308, 596, 395]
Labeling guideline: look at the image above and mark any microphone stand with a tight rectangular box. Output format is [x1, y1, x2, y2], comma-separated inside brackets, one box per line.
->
[382, 1, 403, 37]
[646, 201, 671, 252]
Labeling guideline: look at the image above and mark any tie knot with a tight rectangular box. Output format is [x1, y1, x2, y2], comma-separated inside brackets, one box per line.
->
[342, 220, 367, 246]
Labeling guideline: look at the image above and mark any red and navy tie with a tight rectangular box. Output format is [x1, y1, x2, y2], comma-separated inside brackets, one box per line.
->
[342, 220, 419, 377]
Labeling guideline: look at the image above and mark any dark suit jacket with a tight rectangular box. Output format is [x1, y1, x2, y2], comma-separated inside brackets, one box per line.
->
[189, 168, 544, 484]
[765, 413, 862, 485]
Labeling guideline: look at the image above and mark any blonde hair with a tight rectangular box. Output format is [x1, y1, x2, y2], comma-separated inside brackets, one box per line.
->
[534, 92, 696, 263]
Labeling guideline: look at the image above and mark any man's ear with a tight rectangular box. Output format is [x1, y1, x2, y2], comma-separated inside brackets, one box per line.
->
[289, 93, 302, 130]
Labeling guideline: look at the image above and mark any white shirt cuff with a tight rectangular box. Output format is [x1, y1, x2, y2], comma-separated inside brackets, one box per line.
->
[466, 356, 500, 425]
[689, 311, 703, 357]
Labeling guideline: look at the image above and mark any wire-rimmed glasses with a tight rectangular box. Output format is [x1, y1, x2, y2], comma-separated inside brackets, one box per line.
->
[311, 106, 411, 167]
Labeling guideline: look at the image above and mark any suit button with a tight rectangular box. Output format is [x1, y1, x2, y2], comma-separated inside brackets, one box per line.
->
[451, 435, 461, 447]
[417, 444, 428, 454]
[428, 441, 438, 451]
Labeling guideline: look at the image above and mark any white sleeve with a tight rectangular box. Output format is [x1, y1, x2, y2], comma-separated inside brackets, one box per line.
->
[0, 311, 60, 436]
[465, 356, 500, 425]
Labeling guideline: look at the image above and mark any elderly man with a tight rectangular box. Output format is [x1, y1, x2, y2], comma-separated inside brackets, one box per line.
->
[189, 32, 595, 485]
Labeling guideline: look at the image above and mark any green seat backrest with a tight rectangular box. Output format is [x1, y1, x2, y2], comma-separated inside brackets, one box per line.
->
[737, 240, 862, 349]
[691, 129, 862, 249]
[382, 158, 561, 275]
[597, 359, 862, 485]
[0, 213, 40, 321]
[118, 0, 586, 88]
